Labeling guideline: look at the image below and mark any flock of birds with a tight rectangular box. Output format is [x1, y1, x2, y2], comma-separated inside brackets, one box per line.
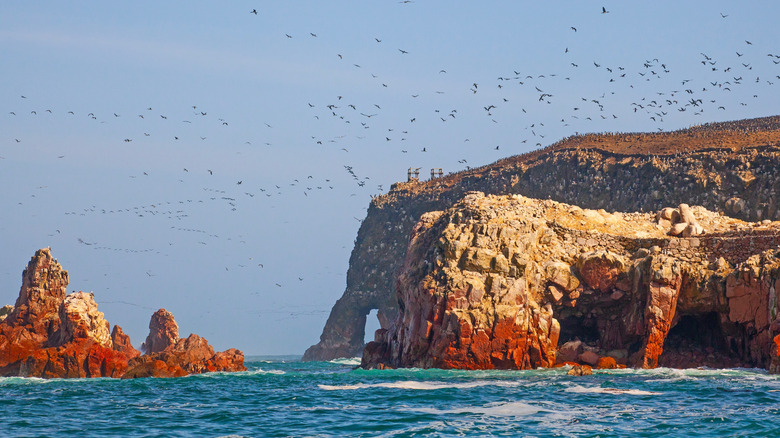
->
[1, 5, 778, 329]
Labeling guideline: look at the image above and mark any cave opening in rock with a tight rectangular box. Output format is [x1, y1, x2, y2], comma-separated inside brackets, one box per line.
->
[364, 308, 381, 345]
[662, 312, 728, 365]
[558, 315, 601, 344]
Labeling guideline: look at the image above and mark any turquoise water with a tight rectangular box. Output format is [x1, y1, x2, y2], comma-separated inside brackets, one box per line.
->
[2, 357, 779, 437]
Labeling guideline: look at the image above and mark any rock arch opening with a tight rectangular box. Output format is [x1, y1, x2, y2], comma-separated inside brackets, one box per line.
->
[659, 312, 732, 368]
[364, 308, 381, 345]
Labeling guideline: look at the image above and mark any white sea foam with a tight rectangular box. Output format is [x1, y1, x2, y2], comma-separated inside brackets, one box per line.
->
[566, 385, 661, 395]
[318, 379, 525, 391]
[328, 357, 362, 366]
[0, 376, 84, 385]
[408, 401, 543, 417]
[246, 368, 286, 375]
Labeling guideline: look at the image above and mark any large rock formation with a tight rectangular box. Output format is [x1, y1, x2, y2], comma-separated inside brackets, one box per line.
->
[0, 249, 139, 378]
[0, 248, 245, 378]
[361, 193, 780, 371]
[306, 116, 780, 361]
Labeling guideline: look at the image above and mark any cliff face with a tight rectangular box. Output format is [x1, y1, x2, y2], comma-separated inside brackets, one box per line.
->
[0, 248, 245, 378]
[0, 249, 139, 378]
[361, 193, 780, 371]
[305, 116, 780, 361]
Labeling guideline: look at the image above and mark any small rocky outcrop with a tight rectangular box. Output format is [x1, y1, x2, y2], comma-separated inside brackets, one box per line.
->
[0, 248, 245, 379]
[141, 308, 179, 354]
[123, 309, 246, 378]
[361, 193, 780, 372]
[568, 364, 593, 376]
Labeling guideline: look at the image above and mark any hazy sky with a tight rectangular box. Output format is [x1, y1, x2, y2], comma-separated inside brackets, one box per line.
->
[1, 1, 778, 355]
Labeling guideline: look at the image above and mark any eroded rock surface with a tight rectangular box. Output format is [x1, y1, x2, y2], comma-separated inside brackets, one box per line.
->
[307, 116, 780, 361]
[0, 249, 138, 378]
[142, 308, 179, 354]
[361, 193, 780, 371]
[124, 310, 246, 378]
[0, 248, 245, 378]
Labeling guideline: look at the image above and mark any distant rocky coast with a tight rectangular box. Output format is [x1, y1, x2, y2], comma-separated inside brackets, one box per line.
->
[0, 248, 245, 378]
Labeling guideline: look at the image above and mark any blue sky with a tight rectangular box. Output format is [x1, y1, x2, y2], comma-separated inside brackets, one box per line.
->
[1, 1, 778, 355]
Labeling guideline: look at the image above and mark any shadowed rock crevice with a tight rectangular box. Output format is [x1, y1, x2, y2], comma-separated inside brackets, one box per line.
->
[658, 312, 732, 368]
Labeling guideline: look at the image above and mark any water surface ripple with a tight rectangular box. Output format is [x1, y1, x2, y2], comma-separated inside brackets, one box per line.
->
[2, 358, 779, 437]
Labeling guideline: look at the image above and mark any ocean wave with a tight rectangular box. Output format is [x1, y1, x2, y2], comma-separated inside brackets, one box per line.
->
[318, 379, 526, 391]
[0, 376, 49, 386]
[328, 357, 362, 366]
[566, 384, 661, 395]
[612, 366, 774, 383]
[407, 401, 543, 417]
[245, 368, 286, 375]
[0, 376, 103, 385]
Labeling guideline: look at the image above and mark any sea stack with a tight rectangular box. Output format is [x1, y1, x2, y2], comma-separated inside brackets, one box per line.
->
[0, 248, 246, 378]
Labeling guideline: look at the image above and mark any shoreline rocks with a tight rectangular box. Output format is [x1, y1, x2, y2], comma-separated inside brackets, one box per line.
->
[0, 248, 245, 379]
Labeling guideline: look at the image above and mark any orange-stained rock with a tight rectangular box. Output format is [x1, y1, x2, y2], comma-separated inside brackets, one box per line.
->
[362, 195, 561, 370]
[0, 249, 136, 378]
[597, 356, 619, 369]
[111, 325, 140, 358]
[776, 334, 780, 356]
[770, 334, 780, 374]
[361, 193, 780, 372]
[122, 357, 187, 379]
[122, 311, 246, 378]
[1, 249, 243, 379]
[567, 364, 593, 376]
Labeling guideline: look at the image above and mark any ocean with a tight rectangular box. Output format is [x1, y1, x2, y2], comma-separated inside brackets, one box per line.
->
[2, 357, 779, 437]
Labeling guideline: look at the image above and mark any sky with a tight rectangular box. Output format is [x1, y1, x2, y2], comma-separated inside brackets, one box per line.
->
[1, 1, 778, 356]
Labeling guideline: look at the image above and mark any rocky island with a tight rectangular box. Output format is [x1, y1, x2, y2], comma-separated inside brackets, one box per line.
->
[305, 116, 780, 372]
[361, 192, 780, 371]
[0, 248, 245, 378]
